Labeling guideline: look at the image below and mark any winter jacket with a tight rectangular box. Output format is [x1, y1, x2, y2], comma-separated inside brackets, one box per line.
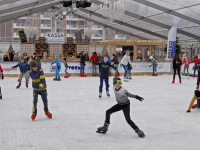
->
[53, 58, 61, 69]
[94, 61, 115, 79]
[152, 59, 157, 66]
[13, 57, 20, 61]
[29, 66, 46, 91]
[173, 60, 181, 69]
[121, 55, 131, 65]
[63, 61, 68, 68]
[181, 57, 189, 66]
[9, 53, 15, 61]
[85, 56, 89, 61]
[90, 55, 98, 64]
[12, 62, 30, 72]
[35, 56, 44, 66]
[80, 55, 85, 63]
[190, 55, 200, 65]
[111, 56, 119, 64]
[97, 56, 103, 63]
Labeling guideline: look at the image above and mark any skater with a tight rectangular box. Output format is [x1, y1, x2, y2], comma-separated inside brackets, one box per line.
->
[90, 52, 98, 76]
[186, 89, 200, 112]
[34, 54, 44, 68]
[80, 51, 87, 77]
[51, 55, 61, 81]
[172, 54, 182, 84]
[149, 56, 158, 76]
[93, 56, 116, 98]
[63, 57, 71, 78]
[181, 54, 190, 79]
[0, 65, 4, 99]
[104, 52, 111, 76]
[127, 63, 132, 80]
[29, 60, 52, 120]
[97, 53, 103, 76]
[196, 61, 200, 89]
[96, 77, 145, 137]
[120, 51, 131, 82]
[11, 58, 30, 88]
[111, 54, 120, 77]
[190, 55, 200, 78]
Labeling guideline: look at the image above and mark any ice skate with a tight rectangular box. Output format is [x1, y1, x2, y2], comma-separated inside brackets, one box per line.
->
[188, 75, 190, 79]
[99, 93, 102, 98]
[53, 77, 57, 81]
[172, 79, 175, 84]
[44, 110, 52, 118]
[64, 76, 68, 78]
[196, 85, 199, 90]
[135, 129, 145, 138]
[57, 77, 61, 81]
[31, 111, 37, 120]
[16, 84, 21, 89]
[193, 74, 195, 78]
[154, 73, 158, 76]
[128, 76, 132, 80]
[123, 77, 129, 82]
[192, 104, 197, 109]
[96, 123, 109, 134]
[182, 75, 185, 79]
[186, 110, 191, 113]
[106, 91, 110, 97]
[0, 93, 2, 99]
[179, 79, 182, 84]
[26, 83, 28, 88]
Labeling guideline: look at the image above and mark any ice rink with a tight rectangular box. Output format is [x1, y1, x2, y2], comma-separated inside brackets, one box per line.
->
[1, 75, 200, 150]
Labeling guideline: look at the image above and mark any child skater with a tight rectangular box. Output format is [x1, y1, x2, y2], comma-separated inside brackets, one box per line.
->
[190, 55, 200, 78]
[96, 77, 145, 138]
[29, 60, 52, 120]
[0, 65, 4, 99]
[12, 58, 30, 88]
[93, 56, 116, 98]
[172, 54, 182, 84]
[51, 55, 61, 81]
[181, 54, 190, 79]
[63, 57, 71, 78]
[149, 56, 158, 76]
[186, 89, 200, 112]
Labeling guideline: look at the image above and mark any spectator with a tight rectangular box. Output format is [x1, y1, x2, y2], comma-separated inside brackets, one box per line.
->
[80, 51, 87, 77]
[85, 53, 90, 61]
[97, 53, 103, 75]
[9, 51, 15, 61]
[90, 52, 98, 76]
[34, 55, 44, 68]
[13, 53, 20, 61]
[23, 52, 30, 63]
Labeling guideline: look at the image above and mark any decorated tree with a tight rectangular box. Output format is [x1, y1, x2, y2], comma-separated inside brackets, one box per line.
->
[164, 37, 181, 55]
[7, 43, 14, 53]
[101, 45, 108, 55]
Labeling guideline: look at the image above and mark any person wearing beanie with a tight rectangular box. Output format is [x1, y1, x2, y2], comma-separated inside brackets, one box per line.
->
[149, 56, 158, 76]
[181, 54, 190, 79]
[186, 89, 200, 112]
[51, 55, 61, 81]
[96, 77, 145, 138]
[120, 51, 131, 81]
[29, 60, 52, 120]
[190, 55, 200, 78]
[0, 65, 4, 99]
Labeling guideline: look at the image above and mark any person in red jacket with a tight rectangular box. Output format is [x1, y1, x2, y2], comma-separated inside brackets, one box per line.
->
[190, 55, 200, 78]
[90, 52, 98, 76]
[0, 65, 4, 99]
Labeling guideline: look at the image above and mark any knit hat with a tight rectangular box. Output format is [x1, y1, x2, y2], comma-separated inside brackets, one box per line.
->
[29, 60, 38, 68]
[113, 77, 122, 85]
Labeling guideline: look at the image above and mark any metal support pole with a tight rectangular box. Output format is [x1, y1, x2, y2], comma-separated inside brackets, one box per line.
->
[51, 13, 56, 32]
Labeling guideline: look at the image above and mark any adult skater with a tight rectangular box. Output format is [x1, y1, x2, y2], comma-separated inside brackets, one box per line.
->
[181, 54, 190, 79]
[149, 56, 158, 76]
[12, 58, 30, 88]
[90, 52, 98, 76]
[0, 65, 4, 99]
[34, 54, 44, 68]
[80, 51, 87, 77]
[120, 51, 131, 81]
[51, 55, 61, 81]
[63, 57, 71, 78]
[172, 54, 182, 84]
[96, 77, 145, 137]
[190, 55, 200, 78]
[111, 54, 120, 77]
[104, 52, 111, 76]
[29, 60, 52, 120]
[127, 63, 132, 79]
[97, 53, 103, 76]
[93, 56, 116, 98]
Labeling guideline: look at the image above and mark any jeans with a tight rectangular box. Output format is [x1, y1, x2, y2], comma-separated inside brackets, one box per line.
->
[127, 70, 131, 77]
[105, 103, 139, 130]
[80, 63, 85, 73]
[32, 89, 48, 113]
[153, 65, 157, 74]
[183, 65, 189, 76]
[173, 67, 181, 79]
[194, 65, 198, 75]
[114, 64, 119, 74]
[99, 78, 109, 93]
[65, 67, 68, 76]
[19, 71, 29, 85]
[122, 64, 128, 77]
[92, 63, 97, 76]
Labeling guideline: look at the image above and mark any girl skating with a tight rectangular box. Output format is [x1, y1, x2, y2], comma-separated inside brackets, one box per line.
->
[172, 54, 182, 84]
[181, 54, 190, 79]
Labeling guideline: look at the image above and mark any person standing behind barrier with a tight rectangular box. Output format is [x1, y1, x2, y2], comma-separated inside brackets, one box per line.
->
[85, 53, 90, 61]
[111, 54, 120, 77]
[181, 54, 190, 79]
[34, 54, 44, 68]
[189, 55, 200, 78]
[120, 51, 131, 82]
[13, 53, 20, 61]
[97, 53, 103, 75]
[80, 51, 87, 77]
[172, 54, 182, 84]
[90, 52, 98, 76]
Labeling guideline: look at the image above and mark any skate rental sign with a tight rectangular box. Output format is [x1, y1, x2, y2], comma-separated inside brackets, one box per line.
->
[47, 32, 65, 44]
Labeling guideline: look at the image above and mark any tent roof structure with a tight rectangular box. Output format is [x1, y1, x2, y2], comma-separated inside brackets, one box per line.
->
[0, 0, 200, 42]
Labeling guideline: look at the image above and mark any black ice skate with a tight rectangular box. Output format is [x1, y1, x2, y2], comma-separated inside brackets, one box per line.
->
[135, 129, 145, 138]
[0, 93, 2, 99]
[53, 77, 57, 81]
[106, 91, 110, 97]
[57, 77, 61, 81]
[96, 123, 109, 134]
[99, 93, 102, 98]
[16, 84, 21, 89]
[26, 83, 28, 88]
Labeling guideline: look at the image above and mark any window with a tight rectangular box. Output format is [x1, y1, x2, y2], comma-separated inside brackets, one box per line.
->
[26, 19, 36, 26]
[94, 24, 101, 28]
[57, 28, 63, 33]
[41, 29, 51, 33]
[106, 30, 111, 36]
[71, 21, 77, 27]
[67, 21, 70, 25]
[41, 20, 51, 27]
[14, 19, 26, 26]
[67, 30, 71, 34]
[78, 20, 85, 26]
[42, 11, 51, 18]
[14, 28, 23, 35]
[57, 20, 63, 25]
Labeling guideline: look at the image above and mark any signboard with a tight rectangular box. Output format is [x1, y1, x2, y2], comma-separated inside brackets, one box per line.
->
[84, 35, 91, 44]
[74, 31, 83, 44]
[18, 30, 28, 44]
[39, 37, 46, 43]
[67, 37, 73, 44]
[29, 33, 36, 43]
[47, 32, 65, 44]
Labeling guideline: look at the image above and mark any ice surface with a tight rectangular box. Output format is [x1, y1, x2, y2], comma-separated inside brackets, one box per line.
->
[0, 75, 200, 150]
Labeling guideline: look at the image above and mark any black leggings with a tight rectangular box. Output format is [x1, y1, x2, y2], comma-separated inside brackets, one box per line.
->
[105, 103, 138, 130]
[173, 67, 181, 79]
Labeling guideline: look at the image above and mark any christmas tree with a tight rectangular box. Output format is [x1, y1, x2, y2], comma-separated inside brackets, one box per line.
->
[164, 37, 181, 55]
[101, 45, 108, 55]
[7, 43, 14, 53]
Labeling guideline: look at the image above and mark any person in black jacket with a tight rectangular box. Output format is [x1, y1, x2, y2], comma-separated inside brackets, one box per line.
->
[111, 54, 120, 77]
[172, 54, 182, 84]
[80, 51, 87, 77]
[9, 51, 15, 61]
[93, 56, 116, 98]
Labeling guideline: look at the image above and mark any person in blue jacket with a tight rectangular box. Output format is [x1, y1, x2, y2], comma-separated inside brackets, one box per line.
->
[12, 57, 30, 88]
[51, 55, 61, 81]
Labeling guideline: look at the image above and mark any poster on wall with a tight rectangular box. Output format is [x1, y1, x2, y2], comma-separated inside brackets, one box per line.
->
[18, 30, 28, 44]
[74, 31, 83, 44]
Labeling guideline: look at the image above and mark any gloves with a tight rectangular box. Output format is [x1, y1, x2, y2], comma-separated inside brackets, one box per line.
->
[2, 75, 4, 80]
[149, 65, 152, 67]
[57, 66, 59, 69]
[136, 95, 144, 102]
[51, 63, 53, 65]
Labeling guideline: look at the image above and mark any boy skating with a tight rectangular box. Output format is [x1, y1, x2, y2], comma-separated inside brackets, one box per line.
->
[96, 77, 145, 138]
[0, 65, 4, 99]
[93, 56, 116, 98]
[29, 60, 52, 120]
[51, 55, 61, 81]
